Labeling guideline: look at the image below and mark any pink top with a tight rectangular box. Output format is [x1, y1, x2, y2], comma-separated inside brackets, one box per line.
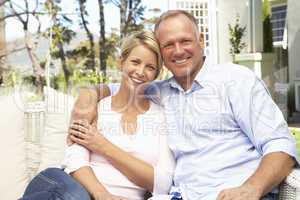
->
[62, 96, 175, 200]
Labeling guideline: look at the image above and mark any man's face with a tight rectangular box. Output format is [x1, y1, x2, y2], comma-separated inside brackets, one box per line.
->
[156, 14, 204, 82]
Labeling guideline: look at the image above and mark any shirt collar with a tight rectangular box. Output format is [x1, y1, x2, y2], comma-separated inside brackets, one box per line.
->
[194, 56, 209, 86]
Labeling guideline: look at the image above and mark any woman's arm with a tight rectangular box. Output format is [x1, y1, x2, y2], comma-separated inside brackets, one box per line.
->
[69, 121, 155, 192]
[63, 144, 123, 200]
[71, 166, 110, 198]
[67, 85, 111, 145]
[98, 139, 154, 192]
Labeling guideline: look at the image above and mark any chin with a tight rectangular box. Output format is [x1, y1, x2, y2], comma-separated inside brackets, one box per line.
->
[128, 83, 147, 94]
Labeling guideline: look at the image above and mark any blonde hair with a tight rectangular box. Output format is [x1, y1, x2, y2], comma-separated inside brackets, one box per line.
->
[120, 30, 162, 78]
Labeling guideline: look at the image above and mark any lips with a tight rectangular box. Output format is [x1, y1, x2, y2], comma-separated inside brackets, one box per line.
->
[130, 76, 145, 84]
[173, 57, 190, 65]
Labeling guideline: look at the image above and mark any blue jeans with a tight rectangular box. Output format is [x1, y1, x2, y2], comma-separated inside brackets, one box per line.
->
[20, 168, 91, 200]
[261, 192, 278, 200]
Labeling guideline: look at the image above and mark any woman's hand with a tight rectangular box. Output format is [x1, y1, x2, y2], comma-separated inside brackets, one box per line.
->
[69, 119, 108, 154]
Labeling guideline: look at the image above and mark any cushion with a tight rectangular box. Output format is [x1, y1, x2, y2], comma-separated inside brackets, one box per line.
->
[37, 87, 74, 172]
[0, 91, 29, 200]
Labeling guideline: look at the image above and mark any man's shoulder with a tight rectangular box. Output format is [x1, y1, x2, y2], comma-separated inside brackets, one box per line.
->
[206, 62, 256, 82]
[210, 62, 254, 74]
[150, 79, 171, 88]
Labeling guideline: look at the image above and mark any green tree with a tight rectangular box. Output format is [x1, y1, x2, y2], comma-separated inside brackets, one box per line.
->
[98, 0, 107, 76]
[262, 0, 273, 52]
[44, 0, 76, 88]
[110, 0, 145, 38]
[1, 0, 46, 90]
[77, 0, 96, 71]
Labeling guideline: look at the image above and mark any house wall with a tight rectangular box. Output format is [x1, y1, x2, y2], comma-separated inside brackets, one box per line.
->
[288, 0, 300, 83]
[0, 6, 5, 55]
[217, 0, 263, 63]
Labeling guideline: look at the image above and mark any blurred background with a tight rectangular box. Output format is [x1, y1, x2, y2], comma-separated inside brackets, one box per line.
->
[0, 0, 299, 131]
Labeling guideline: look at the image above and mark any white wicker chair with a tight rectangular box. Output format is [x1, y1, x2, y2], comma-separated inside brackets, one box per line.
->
[279, 168, 300, 200]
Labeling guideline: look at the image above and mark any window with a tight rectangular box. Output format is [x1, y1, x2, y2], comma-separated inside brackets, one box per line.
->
[173, 1, 210, 48]
[271, 5, 287, 45]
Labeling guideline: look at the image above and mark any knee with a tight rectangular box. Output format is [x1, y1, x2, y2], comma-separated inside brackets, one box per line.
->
[40, 168, 91, 200]
[41, 167, 65, 177]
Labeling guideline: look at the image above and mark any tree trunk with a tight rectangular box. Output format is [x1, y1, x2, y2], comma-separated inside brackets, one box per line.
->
[120, 0, 127, 39]
[98, 0, 106, 76]
[24, 30, 44, 91]
[0, 4, 6, 84]
[79, 0, 96, 71]
[57, 42, 70, 88]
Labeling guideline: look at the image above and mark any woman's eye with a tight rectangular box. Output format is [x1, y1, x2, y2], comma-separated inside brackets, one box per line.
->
[131, 60, 139, 65]
[147, 66, 156, 71]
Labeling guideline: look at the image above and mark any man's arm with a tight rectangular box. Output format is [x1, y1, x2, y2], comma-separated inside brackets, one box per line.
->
[67, 84, 110, 145]
[217, 152, 295, 200]
[71, 84, 111, 123]
[243, 152, 294, 196]
[217, 72, 298, 200]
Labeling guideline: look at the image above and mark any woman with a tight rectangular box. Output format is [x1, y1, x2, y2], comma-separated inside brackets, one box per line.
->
[21, 31, 175, 200]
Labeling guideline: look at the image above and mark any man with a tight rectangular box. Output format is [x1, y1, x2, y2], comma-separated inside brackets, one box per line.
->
[70, 10, 298, 200]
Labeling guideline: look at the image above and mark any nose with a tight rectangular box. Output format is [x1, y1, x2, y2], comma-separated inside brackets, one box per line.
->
[174, 43, 184, 56]
[135, 65, 145, 77]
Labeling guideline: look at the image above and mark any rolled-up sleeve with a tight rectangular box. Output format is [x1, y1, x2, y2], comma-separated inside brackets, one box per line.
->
[153, 116, 175, 195]
[61, 144, 90, 174]
[230, 72, 299, 165]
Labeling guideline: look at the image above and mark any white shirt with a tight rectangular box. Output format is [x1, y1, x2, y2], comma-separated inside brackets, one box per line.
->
[63, 96, 175, 200]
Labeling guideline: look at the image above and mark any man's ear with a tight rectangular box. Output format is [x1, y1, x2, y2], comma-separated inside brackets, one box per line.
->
[199, 32, 205, 49]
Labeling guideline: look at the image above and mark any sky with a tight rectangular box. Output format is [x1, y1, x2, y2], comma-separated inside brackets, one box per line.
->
[5, 0, 169, 41]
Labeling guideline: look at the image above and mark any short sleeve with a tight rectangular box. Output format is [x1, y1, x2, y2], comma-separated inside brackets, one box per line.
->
[61, 144, 90, 174]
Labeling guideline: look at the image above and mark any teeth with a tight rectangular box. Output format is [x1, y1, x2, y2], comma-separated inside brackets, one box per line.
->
[174, 59, 187, 64]
[131, 77, 143, 84]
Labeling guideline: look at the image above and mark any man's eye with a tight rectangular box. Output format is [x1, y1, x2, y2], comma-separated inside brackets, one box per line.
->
[182, 40, 192, 44]
[163, 43, 173, 49]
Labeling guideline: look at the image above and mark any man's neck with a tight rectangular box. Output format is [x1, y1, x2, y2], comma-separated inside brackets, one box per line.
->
[175, 77, 194, 91]
[175, 56, 206, 91]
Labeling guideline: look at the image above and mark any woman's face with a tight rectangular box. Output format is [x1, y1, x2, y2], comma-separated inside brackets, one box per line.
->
[121, 44, 158, 92]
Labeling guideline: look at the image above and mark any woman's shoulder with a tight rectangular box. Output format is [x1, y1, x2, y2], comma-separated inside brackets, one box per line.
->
[98, 95, 113, 111]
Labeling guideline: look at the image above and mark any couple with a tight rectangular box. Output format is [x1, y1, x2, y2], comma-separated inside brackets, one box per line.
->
[21, 10, 298, 200]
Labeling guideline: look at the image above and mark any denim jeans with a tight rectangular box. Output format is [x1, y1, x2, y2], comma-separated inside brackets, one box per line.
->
[261, 192, 278, 200]
[20, 168, 91, 200]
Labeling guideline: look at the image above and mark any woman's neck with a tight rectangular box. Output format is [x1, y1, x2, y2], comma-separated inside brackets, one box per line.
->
[111, 83, 149, 115]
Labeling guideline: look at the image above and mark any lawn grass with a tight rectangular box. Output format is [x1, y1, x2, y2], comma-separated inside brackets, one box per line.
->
[290, 128, 300, 158]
